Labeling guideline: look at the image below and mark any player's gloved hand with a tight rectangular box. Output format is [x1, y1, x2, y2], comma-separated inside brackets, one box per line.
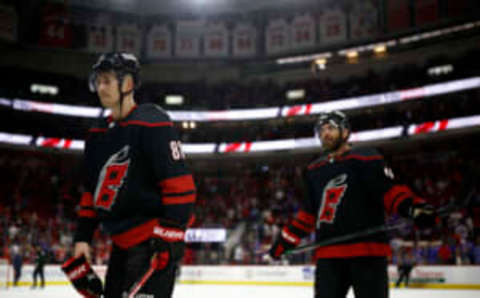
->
[267, 229, 298, 261]
[150, 222, 186, 270]
[61, 255, 103, 298]
[409, 202, 437, 229]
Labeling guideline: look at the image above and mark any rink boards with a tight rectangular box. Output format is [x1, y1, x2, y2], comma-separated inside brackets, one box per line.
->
[1, 264, 479, 290]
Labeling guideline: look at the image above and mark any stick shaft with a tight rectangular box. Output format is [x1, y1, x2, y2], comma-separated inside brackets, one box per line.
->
[128, 267, 155, 298]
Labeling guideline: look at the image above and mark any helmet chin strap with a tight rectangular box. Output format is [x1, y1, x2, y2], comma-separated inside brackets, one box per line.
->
[115, 73, 134, 120]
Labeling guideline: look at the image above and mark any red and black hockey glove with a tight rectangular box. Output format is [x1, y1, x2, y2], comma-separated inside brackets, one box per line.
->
[61, 255, 103, 298]
[267, 211, 315, 260]
[409, 202, 437, 229]
[150, 222, 186, 270]
[398, 199, 437, 229]
[268, 226, 302, 260]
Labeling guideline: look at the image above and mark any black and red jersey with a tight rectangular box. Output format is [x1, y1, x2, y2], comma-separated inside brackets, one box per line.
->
[280, 147, 423, 259]
[74, 104, 195, 249]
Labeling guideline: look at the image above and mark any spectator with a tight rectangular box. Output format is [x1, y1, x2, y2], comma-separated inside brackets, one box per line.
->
[473, 236, 480, 264]
[438, 239, 453, 264]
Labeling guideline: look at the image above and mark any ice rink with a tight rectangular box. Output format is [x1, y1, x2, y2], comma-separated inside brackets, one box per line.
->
[1, 284, 480, 298]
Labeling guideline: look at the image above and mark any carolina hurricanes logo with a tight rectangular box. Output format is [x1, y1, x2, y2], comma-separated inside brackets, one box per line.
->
[94, 145, 131, 211]
[317, 174, 348, 228]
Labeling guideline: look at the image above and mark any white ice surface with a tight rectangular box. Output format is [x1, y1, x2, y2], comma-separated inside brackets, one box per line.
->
[1, 284, 480, 298]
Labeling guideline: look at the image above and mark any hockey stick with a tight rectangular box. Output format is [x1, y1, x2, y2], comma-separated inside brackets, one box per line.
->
[285, 221, 409, 255]
[127, 266, 156, 298]
[286, 189, 474, 256]
[127, 251, 176, 298]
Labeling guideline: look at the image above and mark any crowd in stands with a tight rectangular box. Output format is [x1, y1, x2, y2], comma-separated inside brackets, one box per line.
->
[1, 138, 480, 266]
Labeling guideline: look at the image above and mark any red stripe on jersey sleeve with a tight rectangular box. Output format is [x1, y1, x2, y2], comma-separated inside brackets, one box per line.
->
[291, 219, 314, 233]
[162, 193, 196, 205]
[158, 174, 195, 194]
[158, 174, 196, 205]
[296, 210, 316, 225]
[384, 185, 414, 215]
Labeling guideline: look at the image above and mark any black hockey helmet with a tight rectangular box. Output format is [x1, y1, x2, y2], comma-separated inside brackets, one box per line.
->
[314, 110, 351, 139]
[89, 52, 141, 92]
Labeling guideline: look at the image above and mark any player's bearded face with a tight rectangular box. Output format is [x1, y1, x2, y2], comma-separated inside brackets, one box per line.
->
[319, 123, 343, 151]
[95, 71, 121, 108]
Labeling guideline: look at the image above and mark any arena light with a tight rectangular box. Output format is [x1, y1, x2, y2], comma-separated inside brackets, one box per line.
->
[346, 51, 358, 59]
[1, 114, 479, 155]
[428, 65, 454, 77]
[374, 45, 386, 54]
[314, 58, 327, 70]
[0, 132, 32, 145]
[0, 98, 11, 107]
[13, 99, 102, 118]
[30, 83, 59, 96]
[286, 89, 305, 101]
[276, 52, 332, 65]
[338, 40, 396, 56]
[5, 77, 480, 121]
[165, 95, 184, 105]
[399, 21, 480, 45]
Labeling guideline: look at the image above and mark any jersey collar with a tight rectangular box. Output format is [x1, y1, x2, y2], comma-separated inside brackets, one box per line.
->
[106, 104, 138, 124]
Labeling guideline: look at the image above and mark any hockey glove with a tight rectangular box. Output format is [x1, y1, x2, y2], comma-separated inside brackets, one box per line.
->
[409, 202, 437, 229]
[150, 222, 186, 270]
[268, 226, 301, 260]
[398, 198, 437, 229]
[61, 255, 103, 298]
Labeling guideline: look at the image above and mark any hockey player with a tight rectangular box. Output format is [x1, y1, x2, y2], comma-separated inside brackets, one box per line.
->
[266, 111, 436, 298]
[31, 245, 47, 289]
[64, 52, 196, 297]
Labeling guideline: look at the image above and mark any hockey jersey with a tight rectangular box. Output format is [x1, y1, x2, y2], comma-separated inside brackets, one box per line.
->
[280, 147, 423, 259]
[74, 104, 196, 249]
